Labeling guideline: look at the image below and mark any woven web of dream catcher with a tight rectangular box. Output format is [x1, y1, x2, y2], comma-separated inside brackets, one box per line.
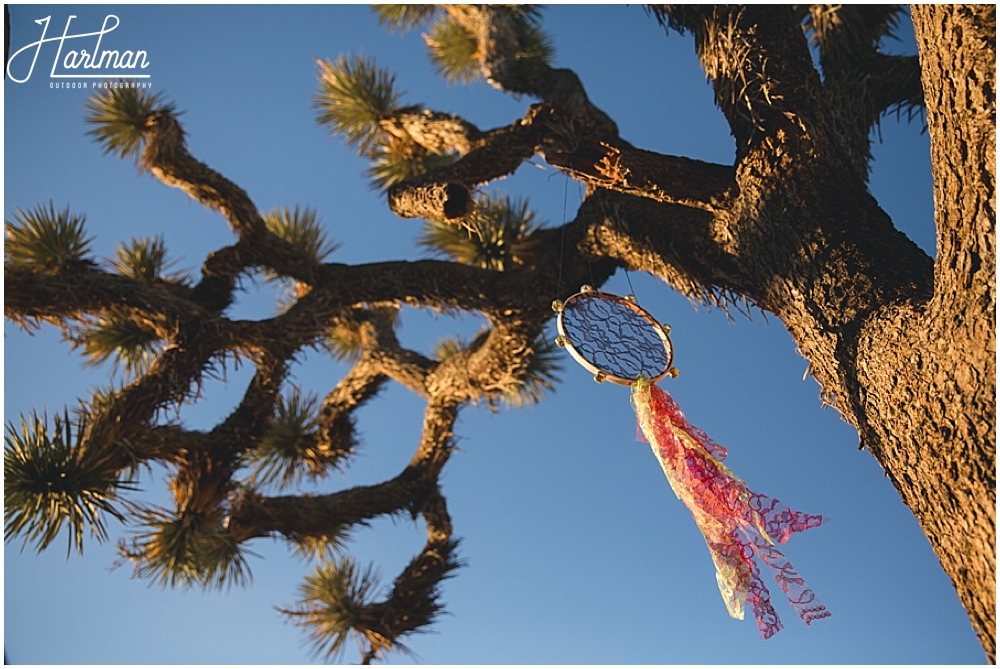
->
[558, 291, 671, 384]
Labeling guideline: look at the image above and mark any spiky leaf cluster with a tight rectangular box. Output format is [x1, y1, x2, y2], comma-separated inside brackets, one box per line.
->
[108, 235, 189, 284]
[260, 205, 339, 311]
[500, 5, 545, 24]
[314, 54, 403, 156]
[432, 333, 472, 362]
[314, 53, 461, 191]
[322, 327, 364, 363]
[262, 205, 339, 266]
[289, 529, 352, 563]
[84, 83, 173, 161]
[423, 8, 555, 85]
[418, 192, 541, 270]
[503, 4, 556, 64]
[4, 410, 131, 555]
[75, 386, 117, 423]
[424, 18, 480, 84]
[800, 5, 906, 51]
[515, 21, 556, 62]
[245, 387, 323, 489]
[5, 202, 94, 273]
[119, 506, 252, 590]
[371, 4, 438, 34]
[69, 236, 179, 379]
[367, 144, 457, 191]
[74, 316, 163, 380]
[279, 556, 383, 662]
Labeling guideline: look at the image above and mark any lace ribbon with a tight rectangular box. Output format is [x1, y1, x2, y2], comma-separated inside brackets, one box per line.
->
[632, 376, 830, 639]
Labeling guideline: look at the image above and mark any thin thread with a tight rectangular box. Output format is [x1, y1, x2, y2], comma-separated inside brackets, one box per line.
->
[576, 178, 597, 288]
[594, 189, 636, 297]
[556, 163, 570, 299]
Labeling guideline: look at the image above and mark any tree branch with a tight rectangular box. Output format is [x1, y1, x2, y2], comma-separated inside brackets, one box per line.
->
[384, 99, 733, 223]
[5, 264, 207, 333]
[579, 189, 751, 305]
[229, 399, 458, 542]
[386, 108, 545, 221]
[142, 111, 264, 237]
[545, 139, 737, 212]
[806, 5, 925, 180]
[808, 5, 907, 75]
[159, 354, 292, 517]
[355, 487, 460, 663]
[380, 107, 482, 156]
[442, 4, 618, 138]
[869, 54, 924, 120]
[140, 110, 328, 303]
[649, 5, 829, 159]
[361, 322, 436, 396]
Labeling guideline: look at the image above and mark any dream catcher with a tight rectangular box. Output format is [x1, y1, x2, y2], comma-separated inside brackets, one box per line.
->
[553, 286, 830, 639]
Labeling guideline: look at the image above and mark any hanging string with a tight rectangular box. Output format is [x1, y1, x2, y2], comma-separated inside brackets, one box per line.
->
[593, 187, 636, 297]
[556, 161, 570, 300]
[575, 176, 598, 289]
[557, 164, 636, 298]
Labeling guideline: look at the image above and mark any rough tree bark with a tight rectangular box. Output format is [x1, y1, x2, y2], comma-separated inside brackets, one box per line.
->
[4, 4, 994, 663]
[903, 5, 996, 658]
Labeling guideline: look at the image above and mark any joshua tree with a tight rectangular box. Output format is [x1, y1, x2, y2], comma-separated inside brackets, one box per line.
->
[5, 4, 994, 663]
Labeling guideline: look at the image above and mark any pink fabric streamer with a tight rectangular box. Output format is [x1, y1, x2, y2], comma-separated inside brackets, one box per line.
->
[632, 377, 830, 639]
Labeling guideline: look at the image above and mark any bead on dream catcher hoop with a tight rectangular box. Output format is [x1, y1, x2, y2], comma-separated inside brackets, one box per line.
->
[553, 285, 830, 640]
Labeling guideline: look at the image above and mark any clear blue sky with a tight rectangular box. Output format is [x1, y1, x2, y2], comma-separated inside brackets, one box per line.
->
[3, 4, 984, 664]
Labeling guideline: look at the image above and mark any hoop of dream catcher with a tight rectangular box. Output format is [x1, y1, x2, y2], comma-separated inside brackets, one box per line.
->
[553, 285, 830, 640]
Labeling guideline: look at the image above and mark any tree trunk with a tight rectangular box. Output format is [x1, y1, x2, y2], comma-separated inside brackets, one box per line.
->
[892, 5, 996, 660]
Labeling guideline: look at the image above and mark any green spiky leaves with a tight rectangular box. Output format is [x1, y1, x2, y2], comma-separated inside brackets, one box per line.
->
[322, 327, 364, 363]
[432, 333, 474, 363]
[423, 8, 555, 85]
[289, 529, 352, 563]
[515, 19, 556, 63]
[279, 556, 384, 662]
[262, 205, 339, 268]
[424, 18, 480, 85]
[314, 54, 404, 156]
[314, 53, 463, 191]
[260, 206, 339, 311]
[372, 5, 438, 34]
[119, 506, 252, 590]
[419, 192, 541, 271]
[76, 316, 163, 380]
[320, 6, 557, 192]
[65, 235, 184, 379]
[84, 83, 173, 161]
[245, 387, 325, 490]
[109, 235, 189, 285]
[4, 410, 133, 556]
[5, 202, 94, 273]
[800, 5, 907, 50]
[367, 144, 456, 192]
